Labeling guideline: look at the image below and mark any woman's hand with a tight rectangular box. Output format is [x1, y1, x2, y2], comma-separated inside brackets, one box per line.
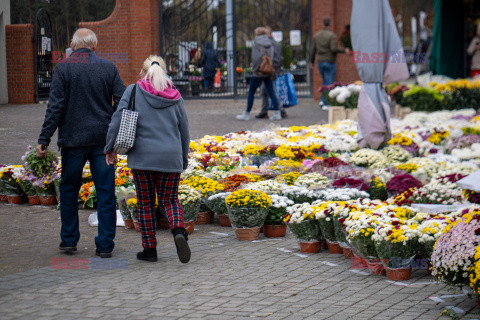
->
[106, 152, 118, 166]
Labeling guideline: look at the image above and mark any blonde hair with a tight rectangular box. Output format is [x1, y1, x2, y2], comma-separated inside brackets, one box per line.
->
[141, 55, 172, 91]
[71, 28, 97, 50]
[255, 27, 267, 36]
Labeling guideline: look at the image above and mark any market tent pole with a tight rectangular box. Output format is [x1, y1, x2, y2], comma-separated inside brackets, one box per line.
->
[350, 0, 409, 149]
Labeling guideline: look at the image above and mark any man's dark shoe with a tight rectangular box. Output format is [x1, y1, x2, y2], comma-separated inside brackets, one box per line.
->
[95, 249, 112, 259]
[255, 112, 269, 119]
[281, 111, 288, 118]
[172, 227, 191, 263]
[137, 247, 157, 262]
[59, 242, 77, 253]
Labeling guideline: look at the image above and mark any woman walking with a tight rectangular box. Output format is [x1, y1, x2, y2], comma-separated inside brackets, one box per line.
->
[105, 56, 191, 263]
[236, 27, 281, 121]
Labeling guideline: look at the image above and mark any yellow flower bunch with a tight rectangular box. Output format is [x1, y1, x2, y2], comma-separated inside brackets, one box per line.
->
[388, 134, 413, 146]
[226, 189, 271, 208]
[180, 176, 224, 197]
[243, 173, 265, 182]
[396, 163, 418, 173]
[274, 145, 308, 160]
[433, 79, 480, 92]
[126, 198, 137, 206]
[427, 131, 449, 145]
[275, 172, 302, 186]
[462, 124, 480, 136]
[471, 115, 480, 123]
[189, 141, 207, 153]
[469, 245, 480, 294]
[242, 144, 264, 156]
[370, 177, 386, 189]
[267, 159, 302, 173]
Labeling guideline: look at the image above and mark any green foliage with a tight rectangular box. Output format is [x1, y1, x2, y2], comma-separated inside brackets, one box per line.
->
[282, 45, 293, 69]
[445, 88, 480, 110]
[265, 206, 287, 225]
[402, 86, 445, 111]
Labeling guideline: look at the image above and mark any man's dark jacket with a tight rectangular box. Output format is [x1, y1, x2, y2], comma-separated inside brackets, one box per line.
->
[38, 48, 126, 148]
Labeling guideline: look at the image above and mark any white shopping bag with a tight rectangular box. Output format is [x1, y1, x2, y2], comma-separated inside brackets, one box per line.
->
[456, 170, 480, 192]
[88, 210, 125, 227]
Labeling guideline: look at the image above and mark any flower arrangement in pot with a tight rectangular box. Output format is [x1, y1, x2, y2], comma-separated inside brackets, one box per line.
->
[282, 186, 324, 204]
[126, 196, 140, 232]
[373, 217, 420, 281]
[17, 172, 39, 205]
[225, 189, 271, 241]
[178, 185, 201, 234]
[206, 192, 231, 227]
[78, 182, 97, 209]
[0, 165, 25, 204]
[285, 203, 322, 253]
[263, 195, 294, 238]
[417, 218, 448, 261]
[312, 201, 343, 254]
[180, 176, 225, 224]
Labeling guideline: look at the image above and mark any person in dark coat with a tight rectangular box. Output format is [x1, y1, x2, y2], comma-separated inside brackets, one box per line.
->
[36, 28, 126, 258]
[200, 42, 219, 92]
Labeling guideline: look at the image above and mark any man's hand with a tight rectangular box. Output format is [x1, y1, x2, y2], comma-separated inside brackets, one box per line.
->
[36, 144, 47, 158]
[106, 153, 118, 166]
[345, 48, 351, 55]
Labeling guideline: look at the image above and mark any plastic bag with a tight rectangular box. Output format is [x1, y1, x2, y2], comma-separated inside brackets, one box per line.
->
[88, 210, 125, 227]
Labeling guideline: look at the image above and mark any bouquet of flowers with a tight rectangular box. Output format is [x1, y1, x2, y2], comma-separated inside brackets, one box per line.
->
[116, 186, 131, 220]
[367, 177, 388, 201]
[178, 185, 201, 222]
[22, 145, 59, 187]
[313, 202, 337, 242]
[225, 189, 271, 228]
[0, 165, 24, 195]
[78, 182, 96, 208]
[294, 173, 329, 188]
[286, 203, 321, 241]
[126, 197, 138, 222]
[431, 207, 480, 287]
[264, 195, 294, 226]
[345, 209, 379, 259]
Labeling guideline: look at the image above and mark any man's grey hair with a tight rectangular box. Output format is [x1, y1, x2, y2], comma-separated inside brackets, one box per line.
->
[323, 18, 330, 27]
[71, 28, 98, 50]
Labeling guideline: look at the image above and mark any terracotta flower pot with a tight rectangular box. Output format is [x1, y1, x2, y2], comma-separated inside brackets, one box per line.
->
[386, 267, 411, 281]
[39, 195, 57, 206]
[234, 226, 261, 241]
[263, 225, 287, 238]
[299, 241, 321, 253]
[27, 195, 40, 205]
[184, 220, 195, 234]
[196, 211, 214, 224]
[260, 226, 264, 233]
[7, 195, 24, 205]
[56, 196, 60, 204]
[156, 219, 169, 230]
[217, 214, 232, 227]
[0, 194, 8, 203]
[342, 246, 354, 259]
[124, 219, 134, 229]
[326, 241, 343, 254]
[134, 221, 141, 232]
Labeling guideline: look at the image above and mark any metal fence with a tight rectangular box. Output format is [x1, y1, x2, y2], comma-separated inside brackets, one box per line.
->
[159, 0, 311, 99]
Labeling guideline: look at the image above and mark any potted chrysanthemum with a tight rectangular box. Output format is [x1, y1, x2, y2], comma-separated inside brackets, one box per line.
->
[313, 201, 342, 254]
[286, 203, 322, 253]
[225, 189, 271, 241]
[178, 185, 201, 234]
[263, 195, 294, 238]
[206, 192, 231, 227]
[116, 186, 134, 229]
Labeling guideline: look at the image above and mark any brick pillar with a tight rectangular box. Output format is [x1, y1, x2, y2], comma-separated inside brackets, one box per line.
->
[311, 0, 359, 100]
[6, 24, 35, 104]
[79, 0, 159, 85]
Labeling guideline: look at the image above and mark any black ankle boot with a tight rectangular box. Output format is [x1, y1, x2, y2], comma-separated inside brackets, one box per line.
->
[172, 227, 191, 264]
[137, 247, 157, 262]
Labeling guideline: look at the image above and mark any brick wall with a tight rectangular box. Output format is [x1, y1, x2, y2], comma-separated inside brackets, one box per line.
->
[6, 24, 35, 104]
[311, 0, 360, 100]
[79, 0, 159, 85]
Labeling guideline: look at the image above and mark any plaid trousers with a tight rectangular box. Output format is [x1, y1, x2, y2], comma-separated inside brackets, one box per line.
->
[132, 170, 184, 248]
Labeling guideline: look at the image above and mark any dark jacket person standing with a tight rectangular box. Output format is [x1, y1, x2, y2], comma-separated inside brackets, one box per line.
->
[310, 18, 350, 108]
[36, 28, 126, 258]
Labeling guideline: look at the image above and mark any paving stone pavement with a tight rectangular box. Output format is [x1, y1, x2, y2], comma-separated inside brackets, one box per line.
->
[0, 203, 479, 319]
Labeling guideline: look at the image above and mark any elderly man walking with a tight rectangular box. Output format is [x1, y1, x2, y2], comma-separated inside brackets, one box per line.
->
[36, 28, 126, 258]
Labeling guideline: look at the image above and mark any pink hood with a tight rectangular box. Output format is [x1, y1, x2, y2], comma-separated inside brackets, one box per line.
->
[137, 79, 181, 100]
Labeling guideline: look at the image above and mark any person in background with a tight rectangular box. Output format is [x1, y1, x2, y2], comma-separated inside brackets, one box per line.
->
[256, 26, 287, 120]
[200, 42, 219, 92]
[36, 28, 126, 258]
[104, 56, 191, 264]
[468, 23, 480, 78]
[310, 18, 350, 109]
[236, 27, 281, 121]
